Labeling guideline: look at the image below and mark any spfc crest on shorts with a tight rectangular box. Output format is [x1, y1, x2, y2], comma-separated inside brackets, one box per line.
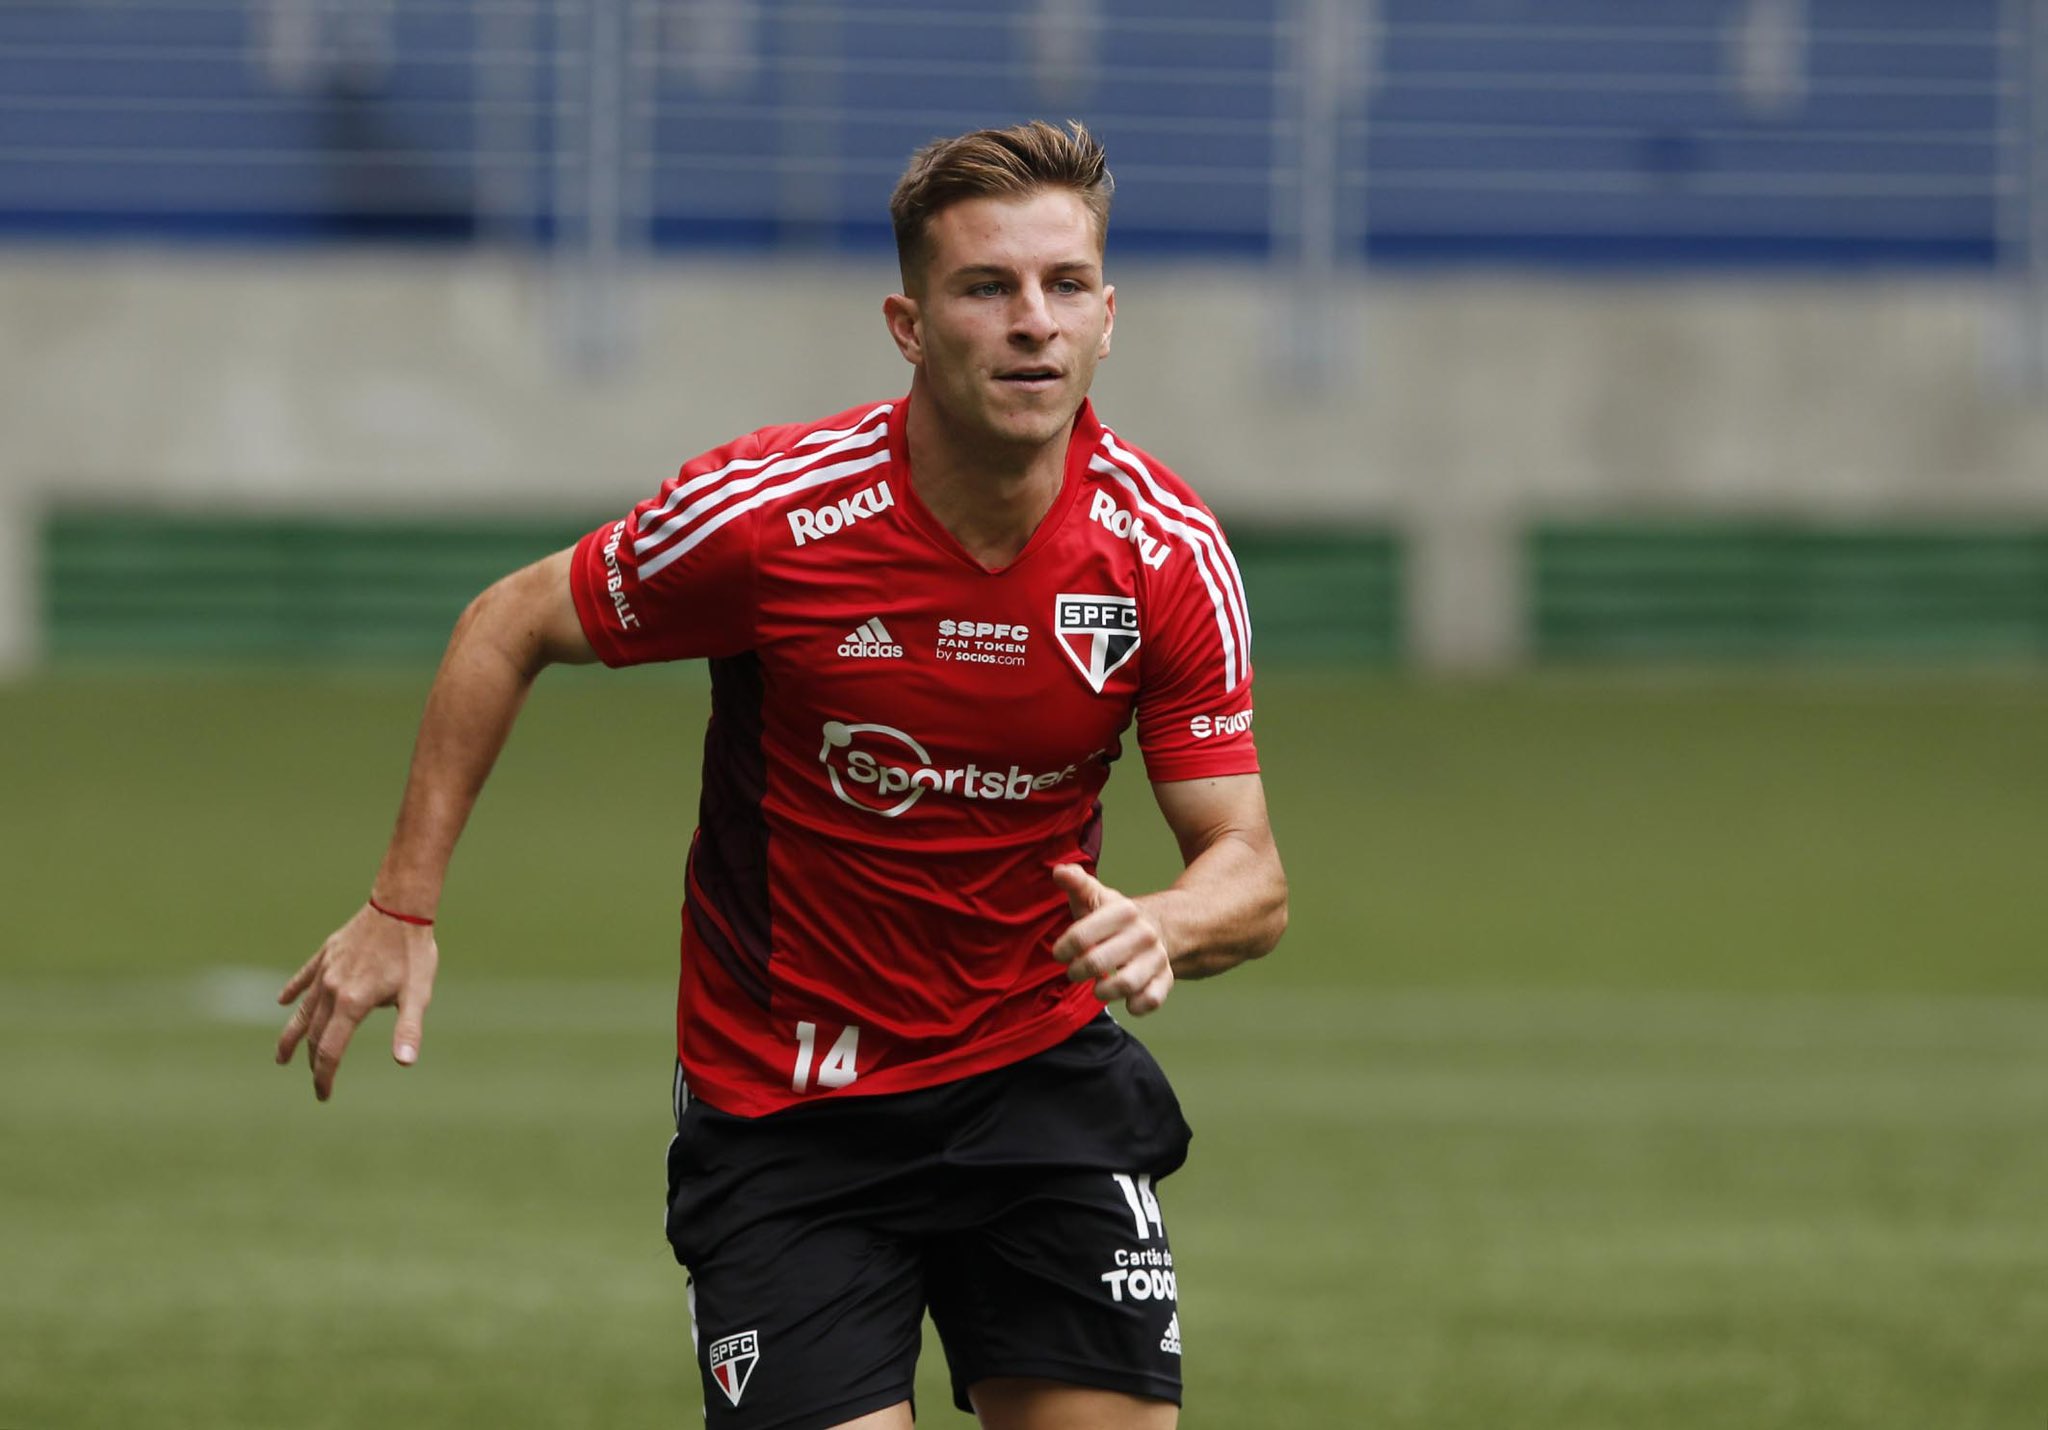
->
[1055, 593, 1141, 693]
[708, 1329, 760, 1407]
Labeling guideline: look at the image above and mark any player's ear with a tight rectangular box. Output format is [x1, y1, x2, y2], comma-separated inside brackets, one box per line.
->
[883, 292, 922, 365]
[1098, 284, 1115, 360]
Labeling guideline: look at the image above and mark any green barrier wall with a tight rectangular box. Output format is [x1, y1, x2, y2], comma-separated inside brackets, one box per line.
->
[1533, 522, 2048, 661]
[52, 512, 2048, 668]
[41, 511, 1405, 668]
[1230, 528, 1403, 666]
[43, 514, 588, 664]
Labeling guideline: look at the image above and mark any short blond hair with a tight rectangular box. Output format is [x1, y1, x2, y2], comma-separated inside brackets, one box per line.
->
[889, 119, 1114, 289]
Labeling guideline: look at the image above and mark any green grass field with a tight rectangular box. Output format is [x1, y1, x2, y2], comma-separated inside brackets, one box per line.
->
[3, 669, 2046, 1427]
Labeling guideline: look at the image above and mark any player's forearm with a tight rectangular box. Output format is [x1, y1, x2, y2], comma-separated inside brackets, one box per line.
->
[1141, 830, 1288, 981]
[368, 575, 558, 916]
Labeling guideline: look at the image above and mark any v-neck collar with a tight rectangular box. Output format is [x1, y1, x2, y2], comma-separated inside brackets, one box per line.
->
[891, 395, 1101, 577]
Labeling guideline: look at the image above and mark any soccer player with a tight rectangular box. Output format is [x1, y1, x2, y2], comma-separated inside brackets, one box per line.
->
[276, 120, 1287, 1430]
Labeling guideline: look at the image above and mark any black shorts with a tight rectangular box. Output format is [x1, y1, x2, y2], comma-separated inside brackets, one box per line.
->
[664, 1013, 1194, 1430]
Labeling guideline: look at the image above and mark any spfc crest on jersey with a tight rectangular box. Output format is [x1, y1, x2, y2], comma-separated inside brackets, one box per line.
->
[707, 1329, 760, 1407]
[1055, 593, 1141, 693]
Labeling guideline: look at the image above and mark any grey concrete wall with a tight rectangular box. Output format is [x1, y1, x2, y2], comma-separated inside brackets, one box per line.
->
[4, 253, 2047, 669]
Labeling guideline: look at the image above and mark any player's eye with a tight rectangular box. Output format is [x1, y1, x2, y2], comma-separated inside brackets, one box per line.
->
[970, 281, 1004, 297]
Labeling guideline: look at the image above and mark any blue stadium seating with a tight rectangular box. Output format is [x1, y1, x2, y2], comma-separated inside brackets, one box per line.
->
[0, 0, 2013, 266]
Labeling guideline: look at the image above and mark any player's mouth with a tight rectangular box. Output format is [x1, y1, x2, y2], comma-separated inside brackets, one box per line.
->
[994, 366, 1063, 392]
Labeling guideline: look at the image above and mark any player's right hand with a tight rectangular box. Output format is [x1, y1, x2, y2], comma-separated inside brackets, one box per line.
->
[274, 902, 439, 1102]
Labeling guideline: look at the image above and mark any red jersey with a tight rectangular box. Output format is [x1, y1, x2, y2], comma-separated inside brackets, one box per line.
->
[569, 396, 1258, 1115]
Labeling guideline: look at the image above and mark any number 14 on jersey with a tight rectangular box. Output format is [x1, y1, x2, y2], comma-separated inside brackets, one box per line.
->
[792, 1021, 860, 1093]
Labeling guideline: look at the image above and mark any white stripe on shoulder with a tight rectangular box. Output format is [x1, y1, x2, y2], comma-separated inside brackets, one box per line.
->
[633, 403, 891, 540]
[794, 404, 896, 451]
[638, 447, 892, 580]
[1091, 443, 1252, 691]
[1092, 458, 1242, 691]
[1097, 431, 1252, 658]
[1098, 432, 1252, 663]
[632, 405, 891, 557]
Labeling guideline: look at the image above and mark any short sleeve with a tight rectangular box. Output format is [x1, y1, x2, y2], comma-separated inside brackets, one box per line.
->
[569, 443, 763, 667]
[1135, 511, 1259, 783]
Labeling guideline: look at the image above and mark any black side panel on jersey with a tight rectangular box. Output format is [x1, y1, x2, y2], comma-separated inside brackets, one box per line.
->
[687, 653, 772, 1008]
[1079, 798, 1105, 866]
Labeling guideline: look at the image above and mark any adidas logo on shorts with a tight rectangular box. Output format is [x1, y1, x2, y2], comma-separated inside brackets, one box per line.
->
[1160, 1312, 1181, 1356]
[838, 617, 904, 659]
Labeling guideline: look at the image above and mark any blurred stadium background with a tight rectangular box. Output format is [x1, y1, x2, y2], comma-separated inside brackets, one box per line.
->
[3, 2, 2046, 1427]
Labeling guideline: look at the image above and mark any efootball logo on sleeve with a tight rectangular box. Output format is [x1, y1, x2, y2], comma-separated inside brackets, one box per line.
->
[1055, 593, 1141, 693]
[707, 1329, 760, 1407]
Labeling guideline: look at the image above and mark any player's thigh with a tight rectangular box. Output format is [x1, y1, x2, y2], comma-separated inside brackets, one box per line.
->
[926, 1165, 1185, 1414]
[667, 1104, 931, 1430]
[968, 1377, 1177, 1430]
[683, 1215, 926, 1430]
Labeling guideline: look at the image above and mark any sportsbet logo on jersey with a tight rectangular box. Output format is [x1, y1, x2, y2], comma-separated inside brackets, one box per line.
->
[817, 719, 1081, 818]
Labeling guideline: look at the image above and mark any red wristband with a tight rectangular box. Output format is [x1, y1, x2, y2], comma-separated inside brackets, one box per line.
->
[367, 896, 435, 928]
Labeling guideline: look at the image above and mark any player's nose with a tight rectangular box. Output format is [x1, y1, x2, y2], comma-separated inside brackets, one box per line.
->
[1008, 286, 1058, 344]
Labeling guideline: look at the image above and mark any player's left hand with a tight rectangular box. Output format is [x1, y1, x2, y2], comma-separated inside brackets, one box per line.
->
[1050, 864, 1174, 1016]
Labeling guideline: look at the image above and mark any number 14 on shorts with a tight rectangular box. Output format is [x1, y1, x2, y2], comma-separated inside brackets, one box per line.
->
[791, 1021, 860, 1093]
[1111, 1172, 1164, 1239]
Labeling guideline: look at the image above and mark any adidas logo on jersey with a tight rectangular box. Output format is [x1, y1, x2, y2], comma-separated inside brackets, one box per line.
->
[838, 618, 904, 659]
[1160, 1313, 1182, 1356]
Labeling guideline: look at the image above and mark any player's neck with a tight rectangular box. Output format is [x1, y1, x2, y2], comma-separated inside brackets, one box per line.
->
[904, 381, 1072, 572]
